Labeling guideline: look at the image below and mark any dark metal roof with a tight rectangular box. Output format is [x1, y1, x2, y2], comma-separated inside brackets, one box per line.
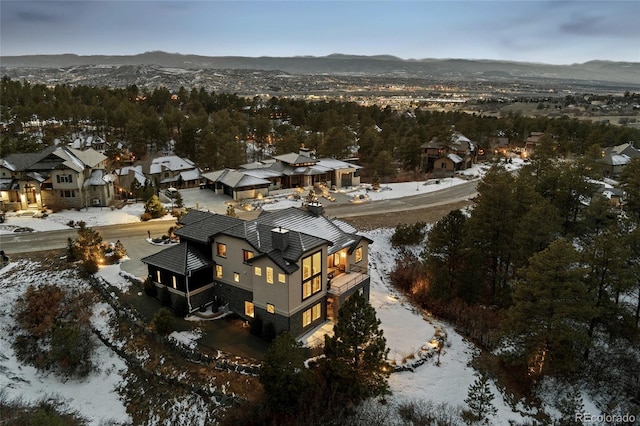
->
[257, 207, 370, 255]
[141, 241, 213, 275]
[174, 212, 244, 244]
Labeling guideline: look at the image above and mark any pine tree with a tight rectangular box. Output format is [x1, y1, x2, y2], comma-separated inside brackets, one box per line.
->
[173, 190, 184, 208]
[323, 292, 390, 403]
[259, 333, 310, 413]
[463, 374, 497, 424]
[504, 239, 592, 376]
[144, 195, 166, 219]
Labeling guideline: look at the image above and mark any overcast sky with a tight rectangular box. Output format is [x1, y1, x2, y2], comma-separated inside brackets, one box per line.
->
[1, 1, 638, 65]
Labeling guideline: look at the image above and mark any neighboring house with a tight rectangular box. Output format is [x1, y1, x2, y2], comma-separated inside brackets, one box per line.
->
[142, 204, 372, 338]
[523, 131, 545, 155]
[0, 145, 115, 211]
[599, 143, 640, 176]
[69, 134, 106, 152]
[113, 164, 148, 199]
[141, 155, 202, 189]
[421, 132, 476, 176]
[201, 151, 362, 201]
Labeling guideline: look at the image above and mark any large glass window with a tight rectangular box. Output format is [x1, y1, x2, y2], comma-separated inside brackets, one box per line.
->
[266, 267, 274, 284]
[216, 243, 227, 258]
[302, 251, 322, 300]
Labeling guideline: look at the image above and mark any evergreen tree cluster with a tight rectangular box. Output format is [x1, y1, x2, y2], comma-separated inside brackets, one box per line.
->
[226, 292, 390, 425]
[395, 151, 640, 393]
[3, 77, 640, 181]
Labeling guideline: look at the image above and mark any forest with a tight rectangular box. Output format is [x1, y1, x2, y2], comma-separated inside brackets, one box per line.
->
[390, 146, 640, 417]
[2, 76, 640, 182]
[2, 76, 640, 422]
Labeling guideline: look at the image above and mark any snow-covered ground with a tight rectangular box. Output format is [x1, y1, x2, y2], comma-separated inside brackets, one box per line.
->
[2, 159, 518, 234]
[2, 157, 561, 424]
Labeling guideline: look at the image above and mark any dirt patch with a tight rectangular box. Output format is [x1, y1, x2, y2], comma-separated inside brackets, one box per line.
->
[341, 200, 473, 230]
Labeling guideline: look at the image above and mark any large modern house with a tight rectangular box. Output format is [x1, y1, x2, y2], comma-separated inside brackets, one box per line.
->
[141, 204, 372, 338]
[0, 145, 115, 211]
[201, 151, 362, 200]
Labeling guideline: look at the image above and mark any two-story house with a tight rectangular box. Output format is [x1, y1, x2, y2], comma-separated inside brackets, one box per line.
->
[0, 145, 115, 211]
[421, 132, 476, 176]
[141, 204, 372, 338]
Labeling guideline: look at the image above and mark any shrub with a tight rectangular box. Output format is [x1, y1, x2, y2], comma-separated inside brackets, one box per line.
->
[143, 277, 157, 297]
[50, 321, 95, 377]
[391, 222, 427, 247]
[174, 298, 189, 317]
[81, 258, 99, 276]
[140, 212, 152, 222]
[389, 250, 425, 294]
[13, 285, 95, 378]
[144, 195, 166, 219]
[152, 308, 174, 335]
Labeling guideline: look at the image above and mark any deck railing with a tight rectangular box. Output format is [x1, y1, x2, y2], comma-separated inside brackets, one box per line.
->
[327, 264, 369, 295]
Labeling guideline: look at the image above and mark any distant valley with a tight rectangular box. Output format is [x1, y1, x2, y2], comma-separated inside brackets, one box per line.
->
[1, 52, 639, 97]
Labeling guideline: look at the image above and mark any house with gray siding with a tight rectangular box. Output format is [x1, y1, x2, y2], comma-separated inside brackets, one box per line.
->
[141, 204, 372, 339]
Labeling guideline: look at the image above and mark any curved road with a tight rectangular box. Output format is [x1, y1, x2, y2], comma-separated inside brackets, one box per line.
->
[0, 180, 478, 270]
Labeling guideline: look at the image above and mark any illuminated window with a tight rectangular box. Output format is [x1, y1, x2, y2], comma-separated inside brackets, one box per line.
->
[243, 250, 254, 263]
[302, 308, 311, 327]
[156, 270, 161, 283]
[266, 267, 274, 284]
[302, 303, 322, 327]
[302, 251, 322, 300]
[267, 303, 275, 314]
[245, 301, 254, 318]
[234, 272, 240, 282]
[216, 243, 227, 258]
[216, 264, 223, 278]
[172, 276, 177, 289]
[312, 303, 321, 321]
[355, 246, 363, 263]
[254, 266, 262, 277]
[278, 273, 286, 283]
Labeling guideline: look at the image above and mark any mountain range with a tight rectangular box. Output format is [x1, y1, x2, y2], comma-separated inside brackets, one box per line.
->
[2, 51, 639, 86]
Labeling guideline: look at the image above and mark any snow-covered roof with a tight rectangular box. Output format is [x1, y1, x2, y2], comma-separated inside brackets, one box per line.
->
[447, 153, 463, 164]
[315, 158, 362, 170]
[84, 170, 114, 187]
[68, 147, 106, 168]
[149, 155, 197, 174]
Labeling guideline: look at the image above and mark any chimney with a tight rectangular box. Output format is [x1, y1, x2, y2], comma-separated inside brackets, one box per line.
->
[307, 201, 324, 216]
[271, 227, 289, 251]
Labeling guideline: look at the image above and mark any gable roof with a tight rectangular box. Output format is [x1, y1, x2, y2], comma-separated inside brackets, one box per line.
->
[273, 152, 317, 166]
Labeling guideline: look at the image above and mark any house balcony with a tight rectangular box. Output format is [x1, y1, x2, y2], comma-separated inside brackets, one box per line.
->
[327, 264, 369, 296]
